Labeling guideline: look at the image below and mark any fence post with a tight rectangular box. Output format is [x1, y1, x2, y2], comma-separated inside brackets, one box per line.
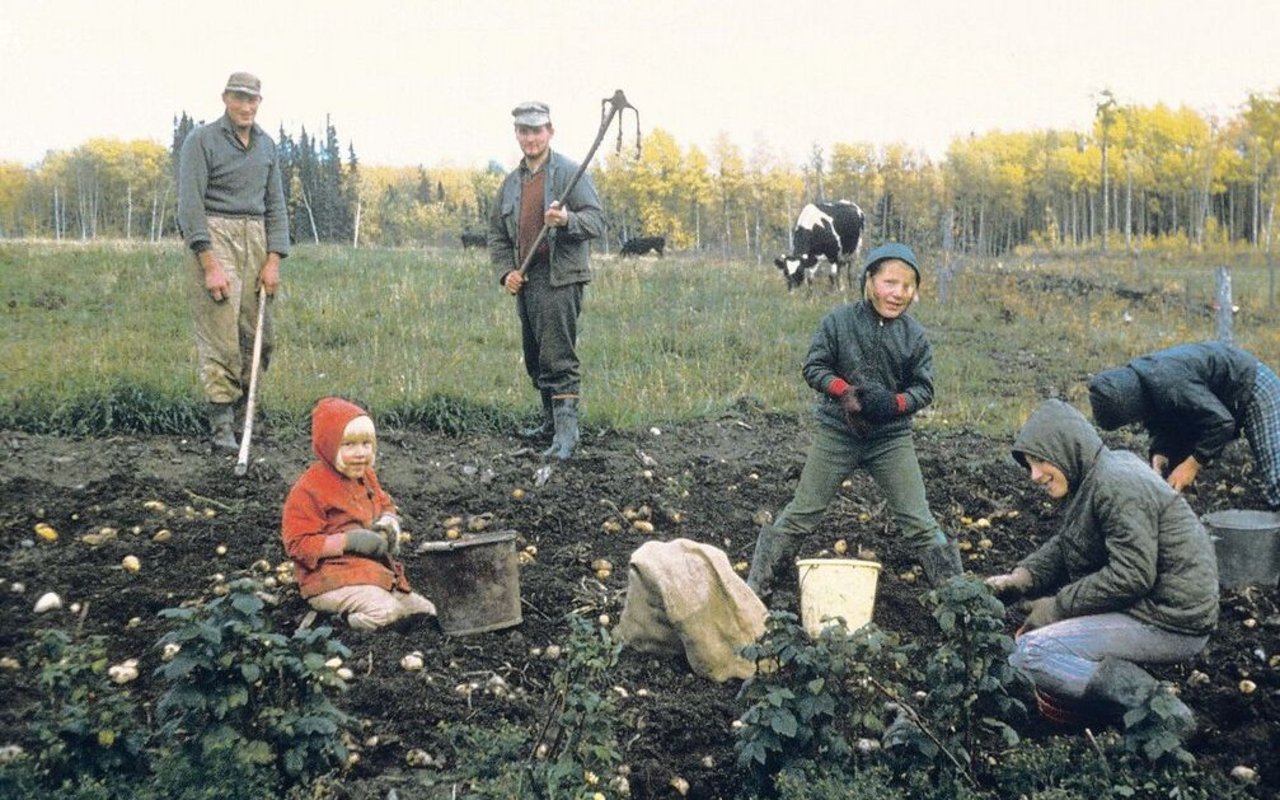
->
[1215, 266, 1234, 344]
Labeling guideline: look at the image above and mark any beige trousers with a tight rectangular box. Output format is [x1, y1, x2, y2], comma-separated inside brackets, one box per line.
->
[308, 585, 437, 630]
[187, 216, 273, 404]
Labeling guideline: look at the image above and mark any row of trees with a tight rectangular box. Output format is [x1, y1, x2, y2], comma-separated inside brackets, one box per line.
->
[1, 89, 1278, 256]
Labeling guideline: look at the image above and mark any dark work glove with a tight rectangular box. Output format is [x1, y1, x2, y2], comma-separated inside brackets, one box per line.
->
[344, 529, 388, 558]
[1020, 596, 1062, 631]
[858, 384, 902, 422]
[839, 389, 872, 436]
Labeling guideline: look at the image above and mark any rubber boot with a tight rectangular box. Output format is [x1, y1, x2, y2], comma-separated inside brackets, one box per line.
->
[520, 389, 554, 439]
[1084, 658, 1196, 735]
[208, 402, 239, 451]
[746, 523, 796, 598]
[918, 535, 964, 587]
[543, 396, 580, 460]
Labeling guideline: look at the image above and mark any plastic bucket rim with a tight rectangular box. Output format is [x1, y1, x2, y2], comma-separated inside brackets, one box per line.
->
[796, 557, 883, 571]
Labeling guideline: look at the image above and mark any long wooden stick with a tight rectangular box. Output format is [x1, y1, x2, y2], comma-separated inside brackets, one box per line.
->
[235, 286, 267, 476]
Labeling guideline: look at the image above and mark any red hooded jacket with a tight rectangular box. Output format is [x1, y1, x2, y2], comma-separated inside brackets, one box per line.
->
[281, 397, 411, 598]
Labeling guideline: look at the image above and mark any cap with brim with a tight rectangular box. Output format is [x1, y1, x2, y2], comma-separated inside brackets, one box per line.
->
[224, 71, 262, 98]
[512, 101, 551, 127]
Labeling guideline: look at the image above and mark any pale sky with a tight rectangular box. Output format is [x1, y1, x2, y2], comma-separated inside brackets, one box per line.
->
[3, 0, 1278, 170]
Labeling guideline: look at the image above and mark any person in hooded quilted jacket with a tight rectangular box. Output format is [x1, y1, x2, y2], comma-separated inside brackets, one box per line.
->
[281, 397, 435, 630]
[985, 399, 1218, 731]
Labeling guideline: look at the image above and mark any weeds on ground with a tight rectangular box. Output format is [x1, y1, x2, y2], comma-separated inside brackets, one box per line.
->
[735, 611, 914, 789]
[437, 613, 629, 799]
[154, 577, 353, 789]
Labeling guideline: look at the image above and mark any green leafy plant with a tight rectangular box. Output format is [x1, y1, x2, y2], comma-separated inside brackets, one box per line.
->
[1118, 683, 1197, 768]
[21, 629, 150, 790]
[153, 577, 353, 789]
[735, 611, 913, 786]
[881, 577, 1024, 786]
[437, 614, 626, 799]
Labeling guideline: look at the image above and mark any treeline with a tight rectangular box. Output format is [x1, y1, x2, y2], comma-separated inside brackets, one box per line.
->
[1, 89, 1278, 256]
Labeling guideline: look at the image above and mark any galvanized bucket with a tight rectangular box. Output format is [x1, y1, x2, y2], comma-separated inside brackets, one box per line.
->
[417, 531, 522, 635]
[1202, 509, 1280, 590]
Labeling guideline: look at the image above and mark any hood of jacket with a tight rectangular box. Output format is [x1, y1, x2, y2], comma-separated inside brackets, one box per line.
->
[1087, 365, 1150, 430]
[311, 397, 370, 468]
[1011, 399, 1104, 493]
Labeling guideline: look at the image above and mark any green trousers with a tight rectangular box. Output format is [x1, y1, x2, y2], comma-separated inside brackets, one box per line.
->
[517, 260, 584, 397]
[186, 215, 272, 404]
[774, 422, 943, 549]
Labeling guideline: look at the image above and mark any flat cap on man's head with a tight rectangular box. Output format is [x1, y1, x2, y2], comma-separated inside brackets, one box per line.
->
[512, 101, 551, 127]
[224, 71, 262, 98]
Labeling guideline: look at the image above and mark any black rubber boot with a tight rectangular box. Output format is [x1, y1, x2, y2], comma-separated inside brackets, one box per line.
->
[746, 523, 796, 598]
[520, 389, 554, 439]
[918, 536, 964, 586]
[543, 397, 580, 460]
[208, 402, 239, 451]
[1084, 658, 1195, 735]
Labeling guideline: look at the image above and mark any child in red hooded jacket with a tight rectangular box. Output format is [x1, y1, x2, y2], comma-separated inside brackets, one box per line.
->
[282, 396, 436, 629]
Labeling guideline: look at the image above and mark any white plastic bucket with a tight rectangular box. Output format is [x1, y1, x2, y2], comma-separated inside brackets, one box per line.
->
[796, 558, 881, 637]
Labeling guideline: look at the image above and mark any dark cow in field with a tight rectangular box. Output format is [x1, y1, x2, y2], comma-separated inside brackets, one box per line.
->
[460, 231, 487, 250]
[774, 200, 865, 291]
[619, 235, 666, 258]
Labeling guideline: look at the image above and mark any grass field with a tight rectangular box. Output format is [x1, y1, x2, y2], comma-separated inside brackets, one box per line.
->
[2, 240, 1278, 438]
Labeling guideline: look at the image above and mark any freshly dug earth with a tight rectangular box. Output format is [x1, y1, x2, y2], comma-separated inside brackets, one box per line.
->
[1, 408, 1277, 798]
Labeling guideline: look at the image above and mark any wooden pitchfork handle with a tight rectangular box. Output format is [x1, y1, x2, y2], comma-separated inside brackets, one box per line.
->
[516, 89, 638, 277]
[235, 286, 268, 476]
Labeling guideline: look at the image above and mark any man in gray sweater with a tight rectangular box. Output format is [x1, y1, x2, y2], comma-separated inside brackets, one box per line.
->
[177, 71, 290, 450]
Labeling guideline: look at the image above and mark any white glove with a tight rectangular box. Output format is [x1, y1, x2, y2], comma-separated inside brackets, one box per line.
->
[373, 514, 403, 556]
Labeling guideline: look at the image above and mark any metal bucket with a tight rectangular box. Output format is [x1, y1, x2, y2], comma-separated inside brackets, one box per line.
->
[1202, 509, 1280, 590]
[417, 531, 522, 635]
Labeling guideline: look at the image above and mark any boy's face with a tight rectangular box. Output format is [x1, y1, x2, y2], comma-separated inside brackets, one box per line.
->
[866, 260, 917, 318]
[332, 427, 373, 476]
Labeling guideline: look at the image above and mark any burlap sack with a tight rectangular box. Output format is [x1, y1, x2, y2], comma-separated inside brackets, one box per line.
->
[615, 538, 767, 682]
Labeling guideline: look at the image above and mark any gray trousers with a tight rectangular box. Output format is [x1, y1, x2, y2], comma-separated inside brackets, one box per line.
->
[1011, 612, 1208, 698]
[186, 216, 272, 404]
[517, 261, 583, 397]
[774, 422, 944, 550]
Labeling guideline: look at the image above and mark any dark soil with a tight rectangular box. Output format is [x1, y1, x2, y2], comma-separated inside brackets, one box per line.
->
[1, 409, 1277, 798]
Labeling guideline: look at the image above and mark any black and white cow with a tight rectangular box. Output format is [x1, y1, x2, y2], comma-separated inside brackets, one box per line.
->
[774, 200, 865, 291]
[619, 235, 666, 258]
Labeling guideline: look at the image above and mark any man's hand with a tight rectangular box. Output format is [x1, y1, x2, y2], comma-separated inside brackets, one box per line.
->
[502, 270, 525, 295]
[200, 250, 231, 302]
[1150, 453, 1169, 476]
[544, 201, 569, 228]
[984, 566, 1033, 599]
[1020, 596, 1061, 631]
[1167, 455, 1201, 493]
[344, 529, 388, 558]
[259, 252, 281, 296]
[858, 384, 902, 422]
[373, 514, 402, 556]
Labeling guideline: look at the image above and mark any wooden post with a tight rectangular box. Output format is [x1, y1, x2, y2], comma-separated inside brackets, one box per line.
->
[1215, 267, 1234, 344]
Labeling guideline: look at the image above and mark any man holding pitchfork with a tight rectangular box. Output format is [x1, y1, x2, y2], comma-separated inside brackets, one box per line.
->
[489, 100, 607, 461]
[177, 71, 289, 451]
